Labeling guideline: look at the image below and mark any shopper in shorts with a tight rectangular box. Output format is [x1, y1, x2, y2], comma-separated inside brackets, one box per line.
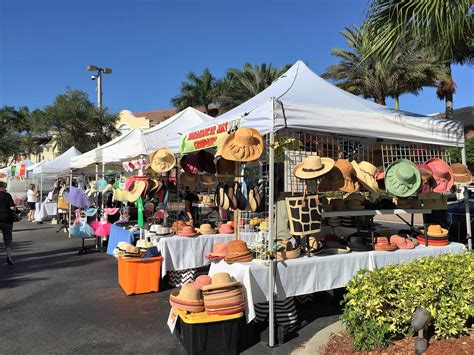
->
[27, 183, 38, 222]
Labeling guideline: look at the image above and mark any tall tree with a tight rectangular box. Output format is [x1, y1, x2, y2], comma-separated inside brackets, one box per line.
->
[171, 68, 219, 114]
[44, 89, 118, 153]
[322, 26, 448, 107]
[218, 63, 291, 112]
[366, 0, 473, 117]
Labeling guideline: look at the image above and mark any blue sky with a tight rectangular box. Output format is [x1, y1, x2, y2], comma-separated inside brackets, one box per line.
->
[1, 0, 472, 115]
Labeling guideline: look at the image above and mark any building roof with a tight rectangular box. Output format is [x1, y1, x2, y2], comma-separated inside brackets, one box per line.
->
[133, 105, 219, 125]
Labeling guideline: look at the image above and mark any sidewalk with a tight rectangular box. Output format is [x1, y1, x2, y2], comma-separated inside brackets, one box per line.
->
[292, 320, 344, 355]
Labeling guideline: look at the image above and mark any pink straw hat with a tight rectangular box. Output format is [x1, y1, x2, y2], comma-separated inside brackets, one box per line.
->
[218, 224, 234, 234]
[205, 242, 228, 259]
[426, 158, 454, 193]
[177, 225, 199, 237]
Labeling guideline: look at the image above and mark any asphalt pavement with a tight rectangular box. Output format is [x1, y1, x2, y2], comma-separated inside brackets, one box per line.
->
[0, 221, 343, 354]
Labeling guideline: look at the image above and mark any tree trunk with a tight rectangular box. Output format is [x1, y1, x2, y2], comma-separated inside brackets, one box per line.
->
[375, 97, 386, 106]
[204, 104, 209, 114]
[395, 96, 400, 110]
[445, 64, 454, 119]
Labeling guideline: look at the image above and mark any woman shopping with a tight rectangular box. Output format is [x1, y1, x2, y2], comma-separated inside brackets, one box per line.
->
[0, 181, 16, 265]
[27, 183, 38, 222]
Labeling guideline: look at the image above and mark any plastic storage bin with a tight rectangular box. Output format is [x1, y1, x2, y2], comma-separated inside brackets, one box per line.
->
[174, 309, 244, 355]
[118, 256, 162, 295]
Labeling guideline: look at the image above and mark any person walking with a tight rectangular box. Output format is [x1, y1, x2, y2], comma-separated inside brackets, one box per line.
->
[27, 183, 38, 222]
[0, 181, 16, 265]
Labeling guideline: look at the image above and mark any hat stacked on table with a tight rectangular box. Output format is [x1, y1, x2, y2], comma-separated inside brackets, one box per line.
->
[202, 273, 246, 315]
[417, 224, 449, 246]
[224, 240, 253, 263]
[169, 284, 205, 313]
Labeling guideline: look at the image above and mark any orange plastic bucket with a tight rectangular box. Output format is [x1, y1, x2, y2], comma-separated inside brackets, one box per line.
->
[118, 256, 162, 295]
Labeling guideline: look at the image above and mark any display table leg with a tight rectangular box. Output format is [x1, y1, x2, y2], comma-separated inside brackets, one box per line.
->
[422, 215, 428, 247]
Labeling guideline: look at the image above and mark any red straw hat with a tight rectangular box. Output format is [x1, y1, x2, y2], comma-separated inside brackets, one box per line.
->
[176, 225, 199, 237]
[425, 158, 454, 193]
[218, 223, 234, 234]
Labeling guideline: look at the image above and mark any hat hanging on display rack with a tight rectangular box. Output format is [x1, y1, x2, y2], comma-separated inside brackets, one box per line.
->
[416, 164, 435, 195]
[214, 132, 230, 158]
[200, 173, 217, 187]
[384, 159, 422, 197]
[127, 180, 147, 203]
[293, 155, 335, 180]
[197, 150, 216, 174]
[176, 225, 199, 237]
[216, 158, 236, 176]
[150, 147, 176, 174]
[180, 153, 201, 174]
[351, 161, 379, 196]
[196, 223, 217, 235]
[219, 127, 264, 162]
[179, 172, 199, 188]
[425, 158, 454, 193]
[319, 159, 359, 193]
[450, 163, 472, 184]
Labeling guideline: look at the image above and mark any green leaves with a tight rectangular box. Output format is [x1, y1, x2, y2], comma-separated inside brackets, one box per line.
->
[342, 251, 474, 351]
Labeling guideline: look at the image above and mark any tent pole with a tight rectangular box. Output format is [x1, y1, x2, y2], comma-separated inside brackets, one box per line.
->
[68, 169, 72, 238]
[40, 172, 43, 202]
[461, 146, 472, 249]
[268, 97, 276, 347]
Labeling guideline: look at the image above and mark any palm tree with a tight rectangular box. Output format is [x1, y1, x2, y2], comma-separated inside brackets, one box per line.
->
[218, 63, 291, 112]
[171, 68, 218, 114]
[323, 26, 448, 108]
[366, 0, 472, 117]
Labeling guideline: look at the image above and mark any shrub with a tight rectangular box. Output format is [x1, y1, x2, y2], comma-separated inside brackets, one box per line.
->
[341, 251, 474, 351]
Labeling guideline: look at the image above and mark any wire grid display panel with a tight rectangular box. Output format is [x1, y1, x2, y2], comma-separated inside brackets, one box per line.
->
[280, 130, 375, 194]
[237, 134, 270, 237]
[378, 143, 450, 169]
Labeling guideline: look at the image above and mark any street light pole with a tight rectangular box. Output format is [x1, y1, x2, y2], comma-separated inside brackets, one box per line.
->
[87, 65, 112, 110]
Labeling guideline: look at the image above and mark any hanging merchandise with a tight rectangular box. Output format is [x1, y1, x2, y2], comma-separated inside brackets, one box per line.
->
[118, 206, 130, 223]
[96, 212, 112, 238]
[64, 186, 91, 209]
[113, 188, 129, 202]
[180, 154, 201, 174]
[293, 156, 335, 180]
[70, 211, 95, 239]
[285, 194, 321, 237]
[200, 173, 217, 188]
[351, 161, 379, 197]
[219, 127, 264, 162]
[179, 172, 199, 188]
[96, 178, 108, 192]
[150, 147, 176, 174]
[197, 150, 216, 174]
[450, 163, 472, 184]
[216, 158, 236, 176]
[384, 159, 422, 197]
[319, 159, 359, 193]
[136, 197, 144, 228]
[416, 164, 435, 195]
[127, 180, 147, 203]
[425, 158, 454, 193]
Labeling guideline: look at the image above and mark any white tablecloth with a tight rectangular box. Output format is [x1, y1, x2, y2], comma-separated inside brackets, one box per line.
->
[34, 202, 58, 222]
[156, 232, 261, 278]
[209, 242, 465, 322]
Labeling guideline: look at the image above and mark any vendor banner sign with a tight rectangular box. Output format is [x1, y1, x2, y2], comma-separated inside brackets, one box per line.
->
[180, 118, 241, 154]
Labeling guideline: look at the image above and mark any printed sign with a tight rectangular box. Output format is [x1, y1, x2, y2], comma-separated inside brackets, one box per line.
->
[180, 118, 241, 154]
[167, 308, 178, 334]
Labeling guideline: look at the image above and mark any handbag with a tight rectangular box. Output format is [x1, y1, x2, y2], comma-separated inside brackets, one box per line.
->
[57, 196, 69, 210]
[285, 190, 321, 236]
[12, 210, 22, 223]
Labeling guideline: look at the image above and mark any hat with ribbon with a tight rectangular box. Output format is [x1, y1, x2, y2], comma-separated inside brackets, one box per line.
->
[219, 127, 264, 162]
[384, 159, 421, 197]
[450, 163, 472, 184]
[127, 180, 147, 203]
[426, 158, 454, 193]
[319, 159, 359, 193]
[351, 161, 379, 196]
[150, 148, 176, 174]
[293, 156, 335, 180]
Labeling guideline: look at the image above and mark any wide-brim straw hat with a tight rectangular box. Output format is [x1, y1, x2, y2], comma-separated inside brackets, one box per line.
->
[218, 224, 234, 234]
[220, 127, 264, 162]
[127, 180, 146, 203]
[215, 132, 230, 158]
[416, 163, 435, 195]
[384, 159, 422, 197]
[450, 163, 472, 184]
[150, 147, 176, 174]
[202, 272, 241, 291]
[197, 224, 217, 235]
[351, 161, 379, 195]
[426, 158, 454, 193]
[293, 155, 335, 180]
[169, 285, 204, 312]
[205, 242, 228, 259]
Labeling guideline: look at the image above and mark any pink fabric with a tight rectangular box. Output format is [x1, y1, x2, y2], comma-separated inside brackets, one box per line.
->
[89, 220, 100, 231]
[95, 214, 111, 237]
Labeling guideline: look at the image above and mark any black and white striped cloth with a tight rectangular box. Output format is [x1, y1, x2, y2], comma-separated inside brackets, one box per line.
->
[167, 269, 197, 288]
[254, 297, 298, 327]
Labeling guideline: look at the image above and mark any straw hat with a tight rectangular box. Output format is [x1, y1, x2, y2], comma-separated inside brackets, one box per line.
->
[416, 164, 435, 195]
[169, 285, 204, 312]
[180, 154, 201, 174]
[202, 272, 241, 291]
[150, 148, 176, 174]
[205, 242, 228, 260]
[450, 163, 472, 184]
[180, 172, 199, 188]
[197, 150, 216, 174]
[351, 161, 379, 195]
[171, 220, 187, 232]
[384, 159, 421, 197]
[176, 225, 199, 237]
[196, 223, 217, 235]
[276, 240, 301, 259]
[426, 224, 448, 238]
[345, 199, 365, 211]
[216, 158, 236, 176]
[127, 180, 147, 203]
[319, 159, 359, 193]
[426, 158, 454, 193]
[220, 127, 264, 162]
[200, 173, 217, 187]
[136, 239, 154, 250]
[224, 240, 252, 263]
[215, 132, 230, 158]
[218, 223, 234, 234]
[293, 156, 335, 180]
[192, 275, 212, 290]
[201, 195, 215, 206]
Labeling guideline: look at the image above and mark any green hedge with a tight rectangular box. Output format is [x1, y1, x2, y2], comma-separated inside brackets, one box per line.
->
[342, 251, 474, 351]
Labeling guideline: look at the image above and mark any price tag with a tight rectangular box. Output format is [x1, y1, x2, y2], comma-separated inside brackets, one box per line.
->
[167, 308, 178, 334]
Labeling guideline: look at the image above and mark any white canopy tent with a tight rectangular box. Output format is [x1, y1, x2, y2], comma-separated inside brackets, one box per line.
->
[144, 107, 213, 153]
[32, 146, 81, 178]
[170, 60, 464, 151]
[71, 128, 150, 170]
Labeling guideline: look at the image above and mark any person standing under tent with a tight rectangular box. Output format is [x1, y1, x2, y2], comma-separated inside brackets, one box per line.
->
[0, 181, 16, 265]
[26, 183, 38, 222]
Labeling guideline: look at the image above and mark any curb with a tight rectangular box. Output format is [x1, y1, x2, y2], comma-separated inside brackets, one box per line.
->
[291, 320, 344, 355]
